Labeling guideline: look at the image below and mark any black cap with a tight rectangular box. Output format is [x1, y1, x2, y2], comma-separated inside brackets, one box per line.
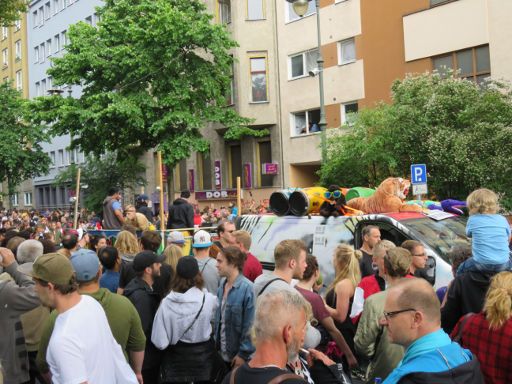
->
[176, 256, 200, 280]
[133, 251, 164, 272]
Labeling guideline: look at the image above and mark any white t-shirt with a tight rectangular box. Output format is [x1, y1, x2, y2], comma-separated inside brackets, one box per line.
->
[47, 295, 137, 384]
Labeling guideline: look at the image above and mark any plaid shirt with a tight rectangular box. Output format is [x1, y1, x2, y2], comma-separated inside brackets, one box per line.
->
[451, 312, 512, 384]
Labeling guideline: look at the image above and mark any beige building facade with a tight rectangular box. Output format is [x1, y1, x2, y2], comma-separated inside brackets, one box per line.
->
[171, 0, 512, 208]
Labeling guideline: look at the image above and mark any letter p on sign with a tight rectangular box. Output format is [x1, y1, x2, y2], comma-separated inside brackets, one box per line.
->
[410, 164, 427, 184]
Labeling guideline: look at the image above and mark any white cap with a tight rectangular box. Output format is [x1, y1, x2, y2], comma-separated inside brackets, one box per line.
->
[192, 230, 213, 248]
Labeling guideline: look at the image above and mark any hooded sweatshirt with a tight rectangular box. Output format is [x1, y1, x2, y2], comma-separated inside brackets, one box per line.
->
[441, 270, 497, 334]
[166, 198, 194, 229]
[152, 287, 218, 349]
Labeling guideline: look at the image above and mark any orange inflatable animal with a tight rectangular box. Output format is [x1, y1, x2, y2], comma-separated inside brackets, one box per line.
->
[346, 177, 422, 214]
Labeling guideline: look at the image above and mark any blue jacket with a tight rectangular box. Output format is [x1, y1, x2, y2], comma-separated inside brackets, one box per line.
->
[383, 329, 474, 384]
[214, 274, 255, 361]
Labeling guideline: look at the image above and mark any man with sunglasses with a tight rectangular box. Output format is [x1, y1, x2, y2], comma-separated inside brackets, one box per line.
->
[381, 278, 484, 383]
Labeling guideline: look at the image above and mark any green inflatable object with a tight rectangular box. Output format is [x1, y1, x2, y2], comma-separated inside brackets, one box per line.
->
[346, 187, 376, 202]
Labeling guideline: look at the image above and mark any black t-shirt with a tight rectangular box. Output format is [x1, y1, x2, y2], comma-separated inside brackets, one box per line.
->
[222, 363, 306, 384]
[359, 249, 374, 278]
[119, 260, 173, 299]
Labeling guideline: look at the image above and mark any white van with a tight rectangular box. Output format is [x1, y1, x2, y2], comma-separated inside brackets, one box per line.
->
[237, 212, 470, 290]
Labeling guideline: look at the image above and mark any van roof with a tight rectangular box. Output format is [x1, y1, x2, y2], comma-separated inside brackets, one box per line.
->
[385, 212, 426, 221]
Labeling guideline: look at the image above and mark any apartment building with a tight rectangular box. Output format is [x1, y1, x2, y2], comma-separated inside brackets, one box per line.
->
[172, 0, 510, 205]
[1, 14, 34, 210]
[28, 0, 103, 209]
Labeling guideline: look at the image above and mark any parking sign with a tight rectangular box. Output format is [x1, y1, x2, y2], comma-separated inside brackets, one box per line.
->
[411, 164, 427, 184]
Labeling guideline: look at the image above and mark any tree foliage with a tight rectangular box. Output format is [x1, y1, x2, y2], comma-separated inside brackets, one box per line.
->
[0, 82, 50, 195]
[54, 152, 146, 213]
[0, 0, 27, 26]
[320, 74, 512, 208]
[29, 0, 265, 167]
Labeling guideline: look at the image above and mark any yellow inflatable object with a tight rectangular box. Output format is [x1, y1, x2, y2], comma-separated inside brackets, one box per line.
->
[289, 187, 328, 216]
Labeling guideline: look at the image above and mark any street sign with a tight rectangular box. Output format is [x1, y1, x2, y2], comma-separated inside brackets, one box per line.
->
[412, 183, 428, 196]
[411, 164, 427, 184]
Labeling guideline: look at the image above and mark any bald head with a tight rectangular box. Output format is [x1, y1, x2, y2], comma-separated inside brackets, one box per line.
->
[391, 278, 440, 324]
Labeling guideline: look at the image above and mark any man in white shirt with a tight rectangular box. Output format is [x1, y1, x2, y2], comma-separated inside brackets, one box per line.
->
[27, 253, 138, 384]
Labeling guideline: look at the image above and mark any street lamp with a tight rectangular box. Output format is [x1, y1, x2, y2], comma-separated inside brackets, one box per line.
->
[286, 0, 327, 162]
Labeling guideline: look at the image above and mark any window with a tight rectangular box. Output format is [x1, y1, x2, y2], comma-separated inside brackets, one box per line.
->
[11, 193, 19, 207]
[38, 7, 44, 26]
[2, 26, 8, 39]
[53, 0, 59, 14]
[229, 145, 242, 188]
[197, 151, 212, 190]
[45, 2, 51, 19]
[40, 43, 45, 62]
[14, 19, 21, 31]
[41, 79, 47, 95]
[61, 30, 67, 47]
[24, 192, 33, 206]
[58, 149, 64, 165]
[34, 46, 39, 63]
[226, 58, 235, 105]
[54, 34, 60, 52]
[85, 16, 92, 25]
[46, 39, 52, 57]
[33, 11, 38, 27]
[2, 49, 7, 66]
[61, 0, 69, 10]
[50, 151, 56, 166]
[430, 0, 454, 6]
[258, 141, 273, 187]
[250, 56, 268, 102]
[15, 71, 22, 91]
[433, 45, 490, 84]
[286, 1, 315, 22]
[291, 108, 320, 136]
[48, 76, 52, 90]
[15, 40, 21, 60]
[219, 0, 231, 24]
[338, 38, 356, 65]
[289, 48, 319, 79]
[341, 101, 358, 125]
[247, 0, 264, 20]
[94, 13, 101, 25]
[35, 81, 41, 96]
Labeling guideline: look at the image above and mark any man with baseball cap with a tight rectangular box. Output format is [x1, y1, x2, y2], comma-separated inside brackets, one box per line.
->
[28, 252, 138, 383]
[193, 229, 220, 294]
[124, 250, 164, 384]
[36, 248, 146, 383]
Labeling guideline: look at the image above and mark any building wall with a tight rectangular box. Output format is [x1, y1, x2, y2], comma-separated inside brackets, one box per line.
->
[486, 1, 512, 83]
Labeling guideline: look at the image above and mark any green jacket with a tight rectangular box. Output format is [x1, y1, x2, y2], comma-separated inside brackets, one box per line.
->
[354, 291, 404, 383]
[37, 288, 146, 373]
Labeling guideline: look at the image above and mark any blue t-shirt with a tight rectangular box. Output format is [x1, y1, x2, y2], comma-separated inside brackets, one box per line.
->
[111, 200, 122, 211]
[466, 214, 510, 265]
[99, 270, 120, 293]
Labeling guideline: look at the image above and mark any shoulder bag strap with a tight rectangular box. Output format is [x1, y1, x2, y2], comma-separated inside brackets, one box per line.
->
[268, 373, 307, 384]
[178, 293, 206, 341]
[201, 258, 211, 273]
[453, 312, 474, 343]
[229, 365, 241, 384]
[258, 277, 286, 297]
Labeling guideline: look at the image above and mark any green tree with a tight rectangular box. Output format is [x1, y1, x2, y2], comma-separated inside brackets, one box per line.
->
[0, 82, 50, 195]
[320, 74, 512, 208]
[54, 152, 146, 213]
[0, 0, 27, 25]
[29, 0, 265, 168]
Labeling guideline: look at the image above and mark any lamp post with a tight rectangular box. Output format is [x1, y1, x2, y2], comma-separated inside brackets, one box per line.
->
[286, 0, 326, 162]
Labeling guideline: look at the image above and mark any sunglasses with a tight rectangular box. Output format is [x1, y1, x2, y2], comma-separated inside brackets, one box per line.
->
[324, 190, 342, 199]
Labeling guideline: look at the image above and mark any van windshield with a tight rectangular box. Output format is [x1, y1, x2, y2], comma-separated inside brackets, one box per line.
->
[401, 216, 470, 264]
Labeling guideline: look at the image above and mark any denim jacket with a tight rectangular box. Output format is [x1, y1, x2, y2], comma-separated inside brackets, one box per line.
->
[214, 274, 255, 361]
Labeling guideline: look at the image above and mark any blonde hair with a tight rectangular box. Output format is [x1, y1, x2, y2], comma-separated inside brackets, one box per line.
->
[115, 230, 140, 256]
[162, 244, 183, 270]
[484, 271, 512, 330]
[233, 230, 252, 250]
[328, 244, 361, 292]
[467, 188, 499, 215]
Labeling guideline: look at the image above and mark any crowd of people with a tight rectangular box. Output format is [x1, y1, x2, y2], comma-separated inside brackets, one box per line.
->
[0, 187, 511, 384]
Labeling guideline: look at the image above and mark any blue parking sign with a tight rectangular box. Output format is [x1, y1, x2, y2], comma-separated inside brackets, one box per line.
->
[411, 164, 427, 184]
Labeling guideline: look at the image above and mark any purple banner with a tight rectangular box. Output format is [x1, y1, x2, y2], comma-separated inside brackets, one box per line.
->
[214, 160, 222, 190]
[243, 163, 252, 189]
[262, 163, 279, 175]
[188, 169, 195, 192]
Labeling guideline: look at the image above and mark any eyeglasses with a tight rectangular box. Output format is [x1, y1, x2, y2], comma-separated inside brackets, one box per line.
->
[324, 190, 342, 199]
[382, 308, 416, 321]
[412, 253, 426, 257]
